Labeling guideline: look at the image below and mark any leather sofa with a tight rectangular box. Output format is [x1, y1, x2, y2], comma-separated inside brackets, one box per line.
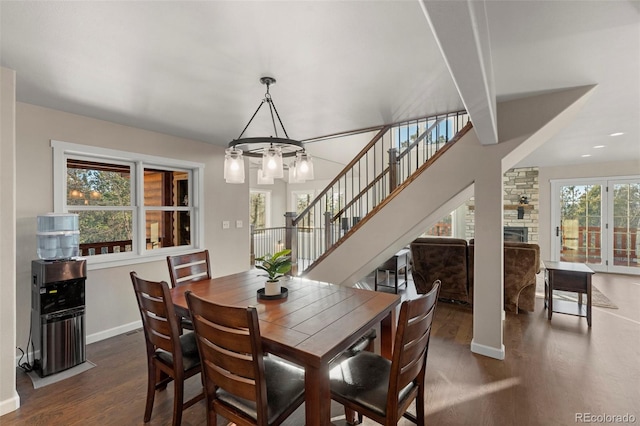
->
[410, 237, 470, 302]
[410, 237, 540, 313]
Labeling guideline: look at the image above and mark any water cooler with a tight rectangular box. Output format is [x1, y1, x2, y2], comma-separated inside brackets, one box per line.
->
[31, 214, 86, 377]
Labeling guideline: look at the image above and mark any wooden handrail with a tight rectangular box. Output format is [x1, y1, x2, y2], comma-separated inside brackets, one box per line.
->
[302, 121, 474, 275]
[288, 110, 470, 275]
[292, 124, 393, 226]
[332, 168, 389, 221]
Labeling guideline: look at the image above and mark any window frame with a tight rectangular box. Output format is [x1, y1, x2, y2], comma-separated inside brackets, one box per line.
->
[52, 140, 205, 270]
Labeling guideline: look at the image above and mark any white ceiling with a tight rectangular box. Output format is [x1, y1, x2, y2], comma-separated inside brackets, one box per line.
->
[1, 1, 638, 170]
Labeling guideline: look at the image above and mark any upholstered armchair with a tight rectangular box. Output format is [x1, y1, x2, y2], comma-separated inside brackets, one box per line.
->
[410, 237, 470, 303]
[468, 240, 540, 313]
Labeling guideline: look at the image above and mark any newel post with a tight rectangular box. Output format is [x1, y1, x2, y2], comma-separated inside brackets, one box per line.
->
[285, 212, 298, 276]
[388, 147, 398, 192]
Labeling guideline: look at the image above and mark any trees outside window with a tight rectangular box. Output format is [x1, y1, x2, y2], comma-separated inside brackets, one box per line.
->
[292, 191, 314, 230]
[553, 177, 639, 274]
[67, 159, 134, 253]
[250, 191, 270, 229]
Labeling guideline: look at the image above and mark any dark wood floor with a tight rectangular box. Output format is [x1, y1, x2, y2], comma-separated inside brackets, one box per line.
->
[3, 273, 639, 425]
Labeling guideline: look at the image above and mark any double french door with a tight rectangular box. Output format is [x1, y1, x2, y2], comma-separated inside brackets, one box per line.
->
[551, 177, 640, 274]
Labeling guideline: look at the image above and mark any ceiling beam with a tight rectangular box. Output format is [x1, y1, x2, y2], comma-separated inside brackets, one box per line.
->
[419, 0, 498, 145]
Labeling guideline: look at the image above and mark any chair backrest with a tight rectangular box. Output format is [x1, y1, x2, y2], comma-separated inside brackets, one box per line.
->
[185, 291, 269, 423]
[387, 280, 441, 416]
[167, 250, 211, 287]
[130, 272, 183, 365]
[410, 237, 468, 300]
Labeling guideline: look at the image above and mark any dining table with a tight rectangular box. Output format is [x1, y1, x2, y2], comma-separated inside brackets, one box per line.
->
[170, 269, 401, 426]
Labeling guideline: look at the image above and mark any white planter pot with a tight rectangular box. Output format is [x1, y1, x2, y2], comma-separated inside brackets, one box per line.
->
[264, 280, 281, 296]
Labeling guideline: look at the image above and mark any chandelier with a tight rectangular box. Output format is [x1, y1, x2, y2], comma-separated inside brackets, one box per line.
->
[224, 76, 314, 184]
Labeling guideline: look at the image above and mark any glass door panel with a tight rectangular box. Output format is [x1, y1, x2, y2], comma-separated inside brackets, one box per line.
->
[559, 184, 603, 267]
[611, 181, 640, 272]
[553, 177, 640, 275]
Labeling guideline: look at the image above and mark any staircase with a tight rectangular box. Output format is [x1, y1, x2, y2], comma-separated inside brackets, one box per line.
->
[286, 110, 470, 274]
[286, 86, 594, 285]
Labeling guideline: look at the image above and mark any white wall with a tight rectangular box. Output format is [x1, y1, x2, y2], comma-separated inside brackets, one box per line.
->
[0, 68, 19, 415]
[538, 160, 640, 262]
[14, 103, 250, 358]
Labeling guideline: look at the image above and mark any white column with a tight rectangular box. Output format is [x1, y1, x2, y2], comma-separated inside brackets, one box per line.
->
[471, 154, 505, 360]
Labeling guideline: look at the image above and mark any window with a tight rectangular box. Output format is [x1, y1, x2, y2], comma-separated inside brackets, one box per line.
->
[292, 190, 314, 229]
[425, 213, 453, 236]
[66, 158, 134, 255]
[53, 140, 204, 267]
[250, 190, 271, 229]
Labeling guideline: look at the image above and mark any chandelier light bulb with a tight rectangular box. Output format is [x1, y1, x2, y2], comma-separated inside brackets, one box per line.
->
[296, 152, 314, 181]
[224, 148, 245, 184]
[262, 146, 284, 178]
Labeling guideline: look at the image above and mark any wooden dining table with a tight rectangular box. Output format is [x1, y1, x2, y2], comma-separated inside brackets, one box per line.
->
[170, 270, 401, 426]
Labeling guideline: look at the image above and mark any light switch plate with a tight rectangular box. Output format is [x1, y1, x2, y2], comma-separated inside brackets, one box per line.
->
[236, 220, 243, 228]
[222, 221, 230, 229]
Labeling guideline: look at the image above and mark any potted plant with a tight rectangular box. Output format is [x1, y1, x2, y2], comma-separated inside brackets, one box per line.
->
[256, 249, 292, 296]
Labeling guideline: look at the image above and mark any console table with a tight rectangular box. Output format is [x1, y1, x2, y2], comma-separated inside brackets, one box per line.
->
[543, 260, 594, 327]
[375, 248, 410, 294]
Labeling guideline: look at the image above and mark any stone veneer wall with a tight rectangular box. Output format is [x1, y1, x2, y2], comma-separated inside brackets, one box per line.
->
[465, 167, 539, 243]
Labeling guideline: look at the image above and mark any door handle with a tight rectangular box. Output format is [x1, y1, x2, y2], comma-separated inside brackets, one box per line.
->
[556, 226, 560, 237]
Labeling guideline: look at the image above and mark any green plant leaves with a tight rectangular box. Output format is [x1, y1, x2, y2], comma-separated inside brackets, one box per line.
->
[255, 249, 292, 280]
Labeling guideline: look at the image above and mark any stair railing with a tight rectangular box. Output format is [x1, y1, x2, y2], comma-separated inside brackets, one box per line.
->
[286, 110, 469, 274]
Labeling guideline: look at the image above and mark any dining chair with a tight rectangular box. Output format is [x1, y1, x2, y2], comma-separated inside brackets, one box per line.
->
[330, 280, 441, 425]
[167, 250, 212, 330]
[167, 249, 212, 287]
[130, 272, 204, 426]
[185, 290, 306, 426]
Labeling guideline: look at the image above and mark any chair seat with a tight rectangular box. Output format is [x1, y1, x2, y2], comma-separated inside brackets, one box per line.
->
[331, 329, 377, 366]
[330, 351, 415, 418]
[180, 317, 194, 330]
[156, 332, 201, 371]
[216, 355, 305, 424]
[346, 329, 376, 356]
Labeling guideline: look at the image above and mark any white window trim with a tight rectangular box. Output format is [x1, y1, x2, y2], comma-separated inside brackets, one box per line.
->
[52, 140, 205, 270]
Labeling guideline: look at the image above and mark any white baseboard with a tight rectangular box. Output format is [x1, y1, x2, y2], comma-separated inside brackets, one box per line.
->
[0, 390, 20, 416]
[471, 339, 505, 360]
[86, 320, 142, 345]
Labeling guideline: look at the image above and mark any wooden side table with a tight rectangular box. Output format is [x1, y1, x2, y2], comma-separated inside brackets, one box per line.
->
[375, 249, 410, 294]
[543, 260, 594, 327]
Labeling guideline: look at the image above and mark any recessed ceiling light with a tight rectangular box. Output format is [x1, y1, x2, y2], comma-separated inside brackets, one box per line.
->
[609, 132, 624, 137]
[581, 154, 592, 158]
[593, 145, 606, 149]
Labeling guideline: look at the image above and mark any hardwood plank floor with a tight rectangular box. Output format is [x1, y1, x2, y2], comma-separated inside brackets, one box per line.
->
[3, 273, 638, 425]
